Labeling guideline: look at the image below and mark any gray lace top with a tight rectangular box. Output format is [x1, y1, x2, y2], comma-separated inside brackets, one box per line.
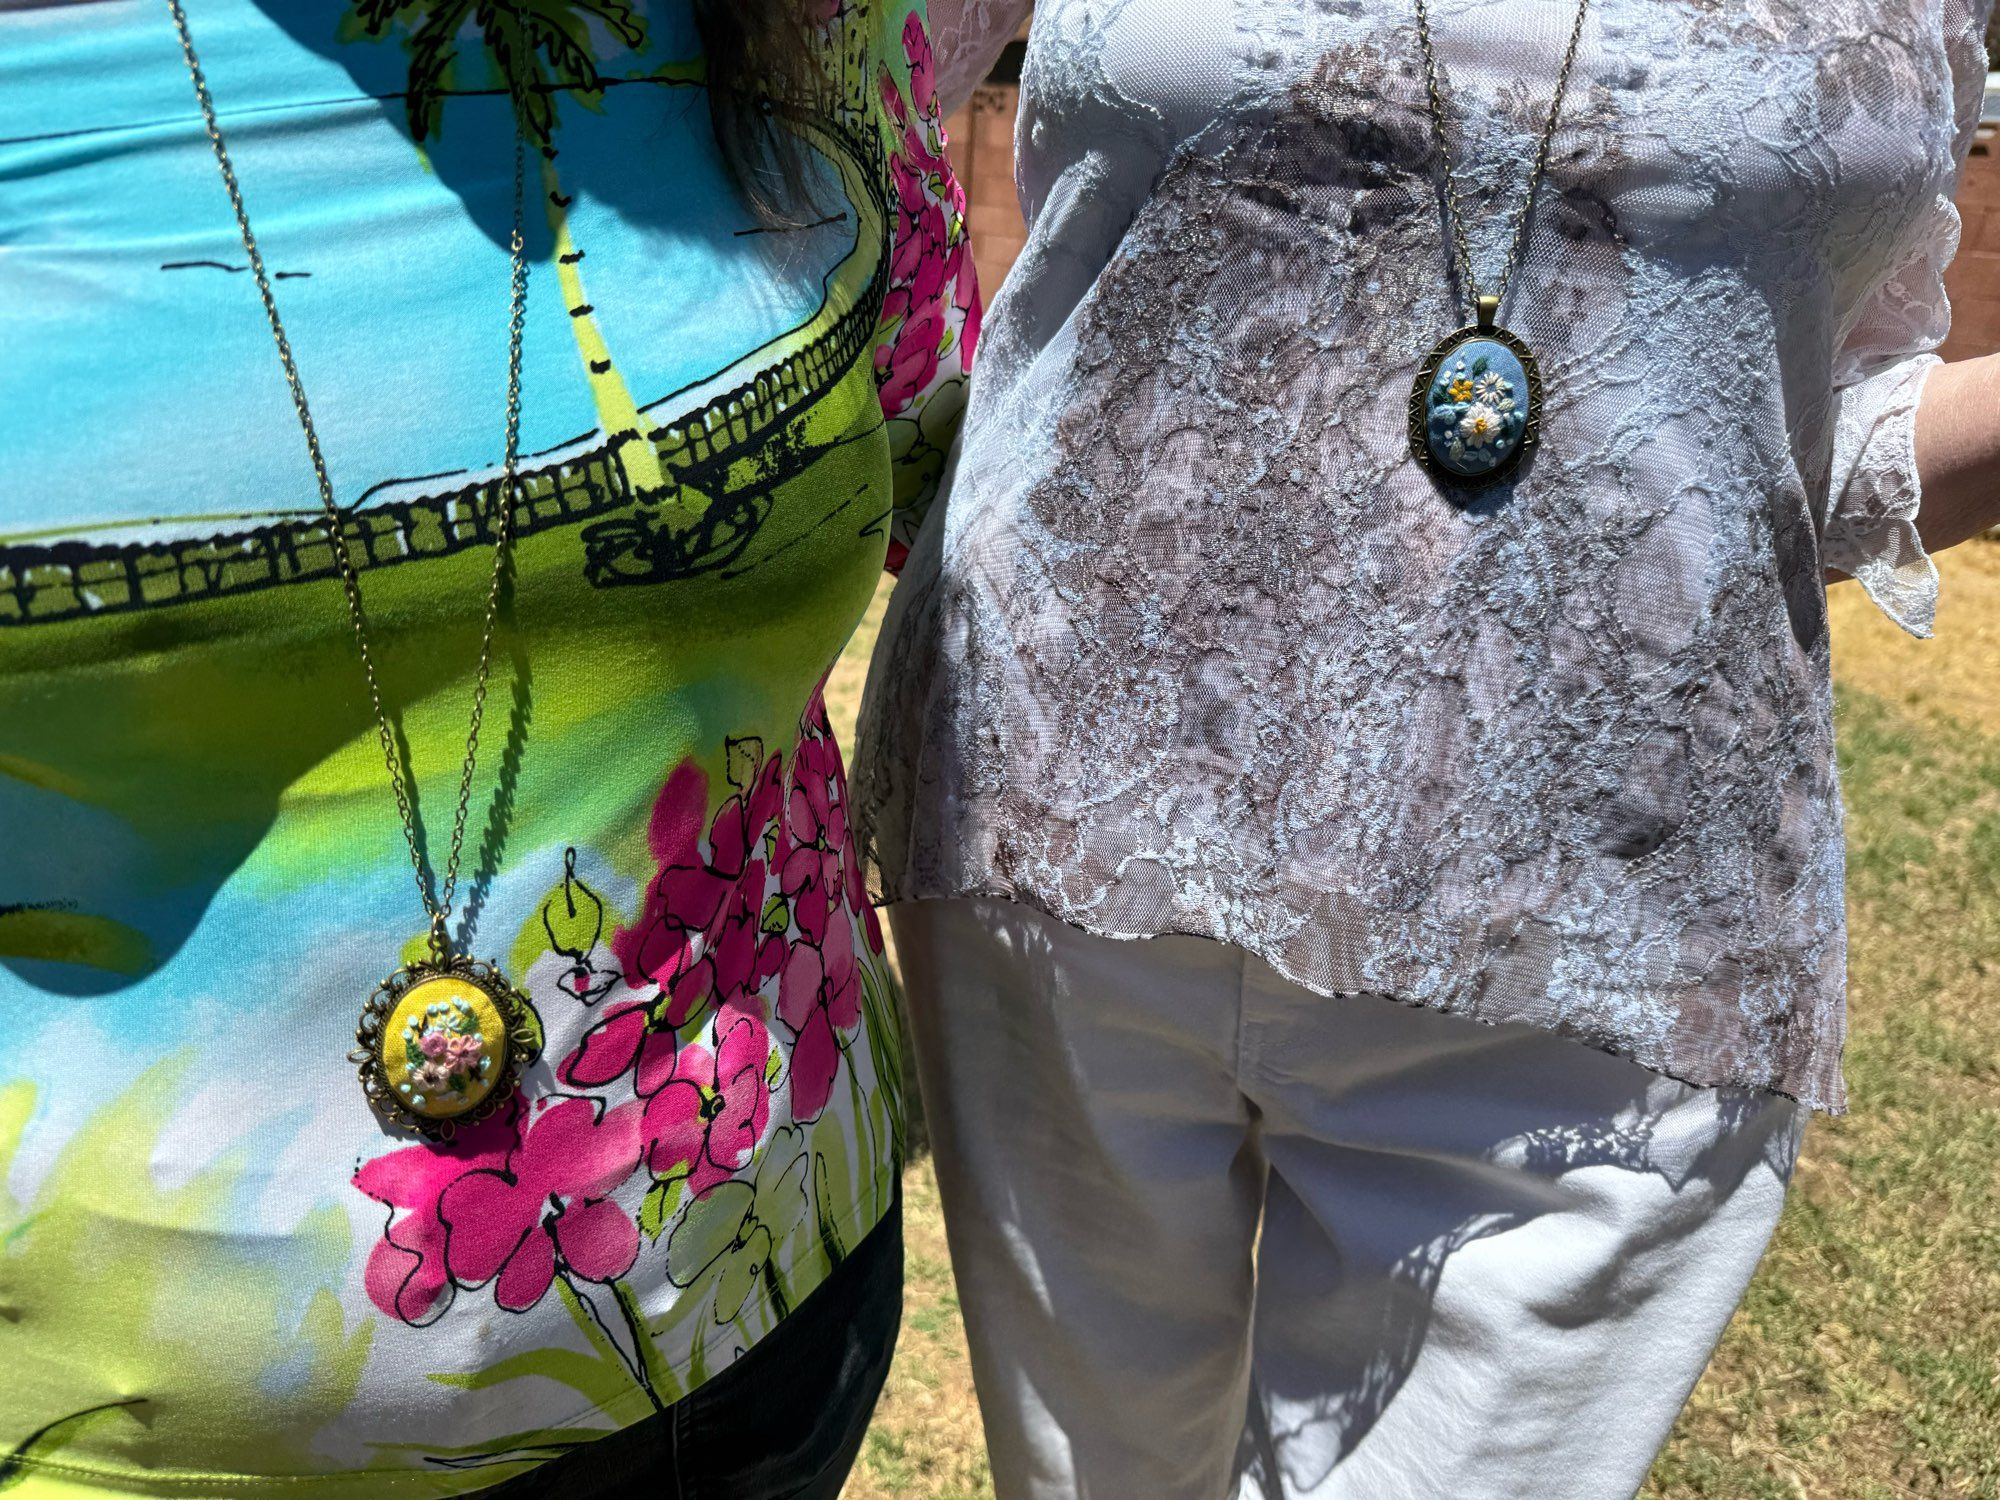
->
[855, 0, 1991, 1111]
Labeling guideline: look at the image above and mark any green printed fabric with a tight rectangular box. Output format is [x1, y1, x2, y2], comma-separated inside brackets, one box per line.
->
[0, 0, 977, 1491]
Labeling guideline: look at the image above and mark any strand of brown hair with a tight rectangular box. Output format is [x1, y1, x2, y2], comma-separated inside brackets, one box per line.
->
[691, 0, 829, 228]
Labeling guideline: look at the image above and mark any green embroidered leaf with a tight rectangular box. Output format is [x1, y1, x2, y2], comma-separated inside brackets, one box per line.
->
[1470, 354, 1490, 376]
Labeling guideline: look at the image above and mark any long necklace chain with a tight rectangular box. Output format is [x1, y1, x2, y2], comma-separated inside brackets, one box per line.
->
[1411, 0, 1591, 319]
[166, 0, 527, 959]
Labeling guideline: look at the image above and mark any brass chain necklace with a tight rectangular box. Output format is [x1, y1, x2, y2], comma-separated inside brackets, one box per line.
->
[167, 0, 541, 1138]
[1406, 0, 1591, 491]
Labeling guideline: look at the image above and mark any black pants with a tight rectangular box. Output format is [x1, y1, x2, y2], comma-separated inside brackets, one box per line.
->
[478, 1195, 902, 1500]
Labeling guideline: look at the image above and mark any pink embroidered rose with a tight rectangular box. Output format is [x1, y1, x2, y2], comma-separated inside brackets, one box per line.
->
[437, 1096, 645, 1312]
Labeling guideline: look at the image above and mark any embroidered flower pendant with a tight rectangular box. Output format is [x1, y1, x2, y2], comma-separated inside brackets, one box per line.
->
[1409, 298, 1543, 490]
[352, 955, 542, 1139]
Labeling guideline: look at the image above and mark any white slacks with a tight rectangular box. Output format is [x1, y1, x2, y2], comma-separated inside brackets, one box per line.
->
[890, 898, 1806, 1500]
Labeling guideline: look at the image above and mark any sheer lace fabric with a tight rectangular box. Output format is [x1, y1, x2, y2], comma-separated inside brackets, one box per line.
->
[857, 0, 1990, 1111]
[928, 0, 1035, 112]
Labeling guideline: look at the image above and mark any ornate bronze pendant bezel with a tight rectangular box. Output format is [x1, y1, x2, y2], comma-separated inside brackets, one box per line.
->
[352, 953, 542, 1140]
[1408, 319, 1545, 492]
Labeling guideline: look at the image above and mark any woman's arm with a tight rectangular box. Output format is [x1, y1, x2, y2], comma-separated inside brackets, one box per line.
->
[1913, 353, 2000, 552]
[1817, 0, 1990, 631]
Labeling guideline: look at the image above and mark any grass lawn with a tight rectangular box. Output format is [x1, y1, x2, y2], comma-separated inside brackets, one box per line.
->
[825, 543, 2000, 1500]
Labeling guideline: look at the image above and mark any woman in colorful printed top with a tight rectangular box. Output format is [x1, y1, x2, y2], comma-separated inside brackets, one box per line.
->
[0, 1, 976, 1494]
[857, 1, 2000, 1496]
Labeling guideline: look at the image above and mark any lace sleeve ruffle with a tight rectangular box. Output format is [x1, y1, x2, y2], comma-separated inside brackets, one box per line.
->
[1820, 0, 1988, 637]
[1824, 350, 1942, 636]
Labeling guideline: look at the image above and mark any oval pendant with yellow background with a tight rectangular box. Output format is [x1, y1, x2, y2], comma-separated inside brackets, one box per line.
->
[353, 956, 542, 1138]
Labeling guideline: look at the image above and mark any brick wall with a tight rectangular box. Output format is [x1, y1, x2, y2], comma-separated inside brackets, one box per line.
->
[1945, 123, 2000, 361]
[946, 86, 1029, 293]
[943, 12, 1032, 298]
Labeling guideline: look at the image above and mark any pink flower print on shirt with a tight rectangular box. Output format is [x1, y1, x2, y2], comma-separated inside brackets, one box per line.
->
[615, 753, 789, 1030]
[876, 292, 952, 418]
[640, 1008, 774, 1197]
[781, 729, 851, 946]
[557, 708, 884, 1144]
[354, 1100, 521, 1326]
[561, 1001, 679, 1096]
[875, 11, 979, 419]
[437, 1095, 645, 1313]
[879, 13, 946, 174]
[778, 912, 861, 1122]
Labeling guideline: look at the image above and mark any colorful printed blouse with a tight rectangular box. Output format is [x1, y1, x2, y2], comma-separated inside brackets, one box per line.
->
[856, 0, 1989, 1112]
[0, 1, 974, 1491]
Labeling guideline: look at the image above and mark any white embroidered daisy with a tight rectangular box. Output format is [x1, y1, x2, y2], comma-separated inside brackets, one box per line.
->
[1473, 370, 1510, 401]
[1458, 403, 1503, 448]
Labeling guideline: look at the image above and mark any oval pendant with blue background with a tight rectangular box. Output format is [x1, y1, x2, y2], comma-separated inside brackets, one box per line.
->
[1409, 300, 1543, 491]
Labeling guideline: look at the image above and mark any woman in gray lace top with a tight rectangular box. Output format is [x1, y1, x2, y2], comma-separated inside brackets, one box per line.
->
[856, 1, 2000, 1494]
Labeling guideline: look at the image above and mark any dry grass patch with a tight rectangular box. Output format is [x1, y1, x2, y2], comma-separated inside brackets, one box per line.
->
[1830, 539, 2000, 737]
[846, 1161, 995, 1500]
